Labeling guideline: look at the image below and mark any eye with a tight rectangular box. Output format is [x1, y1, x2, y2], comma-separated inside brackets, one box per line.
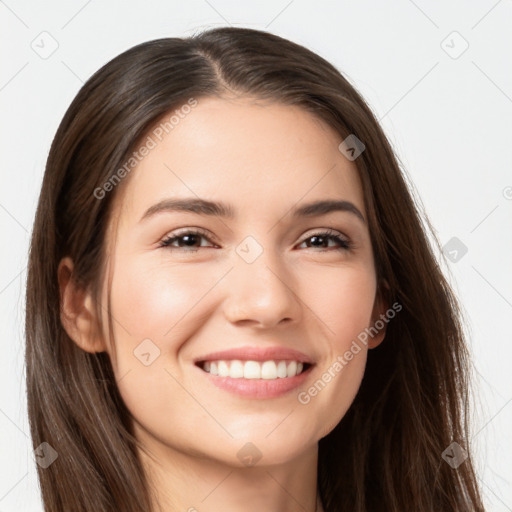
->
[159, 228, 216, 252]
[159, 228, 352, 253]
[297, 229, 352, 252]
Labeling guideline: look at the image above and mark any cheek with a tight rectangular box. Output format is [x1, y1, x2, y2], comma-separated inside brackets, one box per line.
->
[104, 256, 212, 397]
[294, 266, 375, 429]
[106, 259, 212, 438]
[110, 258, 218, 342]
[302, 263, 377, 346]
[106, 256, 232, 399]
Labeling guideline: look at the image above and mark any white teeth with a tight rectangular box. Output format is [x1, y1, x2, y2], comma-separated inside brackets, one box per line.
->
[218, 361, 229, 377]
[244, 361, 261, 379]
[277, 361, 288, 378]
[261, 361, 277, 380]
[200, 359, 308, 379]
[287, 361, 297, 378]
[229, 360, 244, 378]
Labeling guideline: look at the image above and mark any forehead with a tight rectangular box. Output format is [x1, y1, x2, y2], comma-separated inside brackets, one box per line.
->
[113, 96, 365, 225]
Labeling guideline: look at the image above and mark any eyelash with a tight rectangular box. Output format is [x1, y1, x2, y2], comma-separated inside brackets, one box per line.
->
[158, 228, 352, 253]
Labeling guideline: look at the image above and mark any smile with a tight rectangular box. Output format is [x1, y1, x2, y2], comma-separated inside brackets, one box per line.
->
[195, 359, 315, 399]
[197, 359, 311, 379]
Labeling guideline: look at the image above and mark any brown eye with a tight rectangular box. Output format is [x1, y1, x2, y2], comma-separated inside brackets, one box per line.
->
[298, 230, 351, 251]
[159, 228, 352, 253]
[159, 229, 215, 251]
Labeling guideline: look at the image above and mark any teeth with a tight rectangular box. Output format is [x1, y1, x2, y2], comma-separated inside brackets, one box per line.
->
[230, 360, 244, 378]
[200, 359, 307, 379]
[261, 361, 276, 379]
[277, 361, 288, 378]
[218, 361, 229, 377]
[244, 361, 261, 379]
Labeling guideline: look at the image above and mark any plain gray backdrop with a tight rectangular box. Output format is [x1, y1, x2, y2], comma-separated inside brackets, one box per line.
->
[1, 1, 511, 510]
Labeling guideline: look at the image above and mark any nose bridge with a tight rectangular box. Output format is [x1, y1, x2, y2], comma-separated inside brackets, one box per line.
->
[223, 234, 301, 326]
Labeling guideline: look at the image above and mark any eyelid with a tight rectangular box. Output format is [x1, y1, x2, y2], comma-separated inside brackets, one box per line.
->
[161, 226, 348, 241]
[300, 226, 346, 240]
[159, 226, 217, 247]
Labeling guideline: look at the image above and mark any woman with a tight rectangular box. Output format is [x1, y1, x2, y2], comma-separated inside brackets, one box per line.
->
[25, 26, 486, 511]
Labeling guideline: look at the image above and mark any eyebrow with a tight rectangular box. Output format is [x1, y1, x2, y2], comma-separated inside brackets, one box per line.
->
[140, 197, 365, 224]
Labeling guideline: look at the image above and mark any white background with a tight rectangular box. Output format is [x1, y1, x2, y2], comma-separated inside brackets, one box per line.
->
[1, 1, 511, 510]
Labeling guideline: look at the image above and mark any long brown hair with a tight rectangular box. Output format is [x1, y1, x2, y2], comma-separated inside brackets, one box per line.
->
[25, 26, 485, 511]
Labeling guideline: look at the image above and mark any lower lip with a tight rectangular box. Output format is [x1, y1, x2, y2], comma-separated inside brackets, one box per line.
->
[197, 364, 314, 399]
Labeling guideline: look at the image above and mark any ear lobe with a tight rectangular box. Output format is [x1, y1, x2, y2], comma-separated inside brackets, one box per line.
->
[58, 257, 106, 353]
[368, 281, 390, 350]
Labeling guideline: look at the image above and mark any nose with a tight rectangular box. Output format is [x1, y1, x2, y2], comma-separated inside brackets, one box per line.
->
[222, 246, 303, 329]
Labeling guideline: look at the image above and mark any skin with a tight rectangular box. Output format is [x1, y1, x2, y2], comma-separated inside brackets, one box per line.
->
[59, 95, 388, 512]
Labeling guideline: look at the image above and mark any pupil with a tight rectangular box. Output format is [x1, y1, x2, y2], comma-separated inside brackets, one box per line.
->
[183, 235, 197, 246]
[311, 236, 325, 247]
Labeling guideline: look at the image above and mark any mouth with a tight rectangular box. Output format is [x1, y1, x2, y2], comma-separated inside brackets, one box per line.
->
[195, 359, 313, 380]
[192, 345, 316, 399]
[194, 357, 315, 399]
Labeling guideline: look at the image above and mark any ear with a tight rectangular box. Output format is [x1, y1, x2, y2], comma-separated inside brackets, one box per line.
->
[58, 257, 106, 353]
[367, 279, 390, 349]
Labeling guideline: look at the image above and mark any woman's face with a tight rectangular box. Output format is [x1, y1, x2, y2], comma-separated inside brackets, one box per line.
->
[100, 96, 386, 467]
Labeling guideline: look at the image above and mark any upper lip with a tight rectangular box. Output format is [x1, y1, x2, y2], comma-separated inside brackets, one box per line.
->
[194, 346, 315, 364]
